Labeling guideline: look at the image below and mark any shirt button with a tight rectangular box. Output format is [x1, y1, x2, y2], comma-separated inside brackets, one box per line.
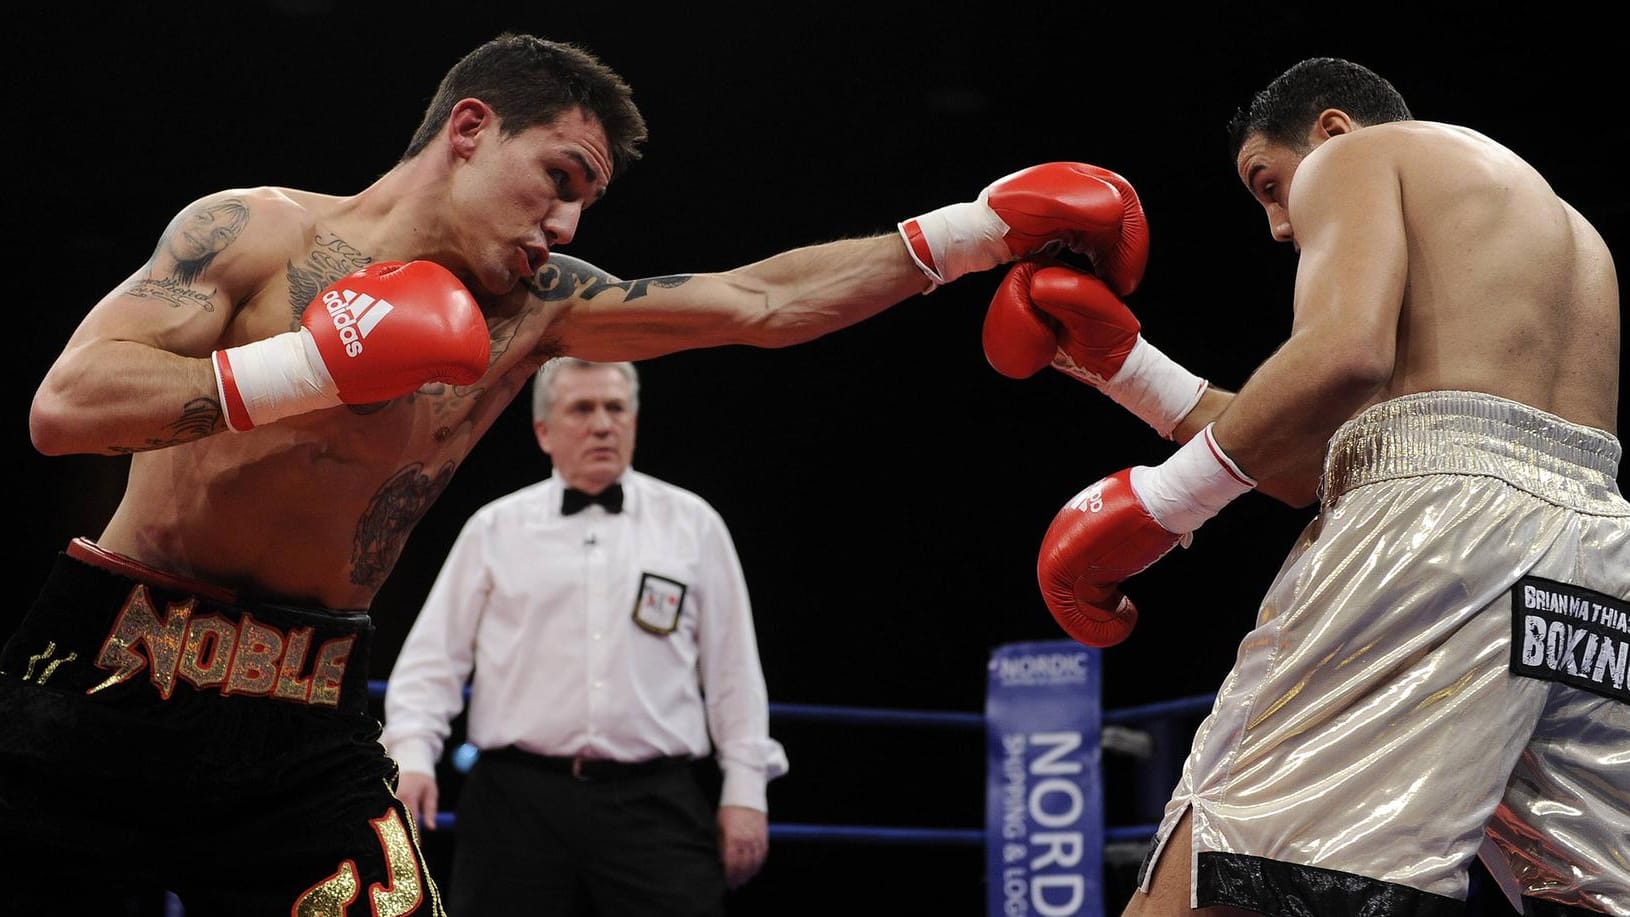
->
[592, 632, 602, 641]
[593, 680, 604, 689]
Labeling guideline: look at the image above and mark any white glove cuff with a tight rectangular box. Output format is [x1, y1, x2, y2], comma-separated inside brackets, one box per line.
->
[897, 195, 1011, 288]
[1100, 337, 1210, 439]
[719, 764, 771, 812]
[386, 739, 442, 782]
[1130, 424, 1256, 534]
[212, 329, 340, 432]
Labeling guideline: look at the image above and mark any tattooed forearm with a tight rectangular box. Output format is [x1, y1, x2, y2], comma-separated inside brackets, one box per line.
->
[287, 233, 372, 325]
[350, 462, 457, 589]
[105, 398, 225, 454]
[523, 254, 690, 303]
[170, 397, 225, 439]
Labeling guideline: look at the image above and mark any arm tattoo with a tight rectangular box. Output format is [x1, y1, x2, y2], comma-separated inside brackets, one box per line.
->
[522, 254, 690, 303]
[130, 198, 251, 311]
[167, 397, 225, 440]
[286, 233, 371, 326]
[348, 461, 457, 590]
[126, 277, 219, 312]
[107, 398, 224, 454]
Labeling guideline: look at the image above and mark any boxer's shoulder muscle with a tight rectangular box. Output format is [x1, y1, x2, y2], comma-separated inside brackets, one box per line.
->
[514, 252, 629, 362]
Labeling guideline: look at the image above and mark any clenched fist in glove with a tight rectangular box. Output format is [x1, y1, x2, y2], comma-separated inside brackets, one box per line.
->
[984, 261, 1208, 440]
[1038, 425, 1255, 647]
[897, 163, 1148, 295]
[212, 261, 490, 432]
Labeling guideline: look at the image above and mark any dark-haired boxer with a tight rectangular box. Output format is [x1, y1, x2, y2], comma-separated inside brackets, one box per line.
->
[987, 57, 1628, 916]
[10, 31, 1151, 914]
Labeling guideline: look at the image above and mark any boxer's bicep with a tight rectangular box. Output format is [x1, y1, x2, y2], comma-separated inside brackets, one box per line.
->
[33, 194, 278, 454]
[64, 191, 275, 358]
[1206, 149, 1407, 488]
[1287, 145, 1408, 378]
[68, 277, 234, 359]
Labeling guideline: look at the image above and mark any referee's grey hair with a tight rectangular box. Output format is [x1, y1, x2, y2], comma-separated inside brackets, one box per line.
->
[532, 358, 640, 422]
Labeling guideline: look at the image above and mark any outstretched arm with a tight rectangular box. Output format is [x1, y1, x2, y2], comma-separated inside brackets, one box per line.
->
[542, 162, 1149, 362]
[542, 235, 927, 361]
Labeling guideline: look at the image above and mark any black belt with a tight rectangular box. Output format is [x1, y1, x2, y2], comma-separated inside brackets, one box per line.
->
[480, 746, 692, 782]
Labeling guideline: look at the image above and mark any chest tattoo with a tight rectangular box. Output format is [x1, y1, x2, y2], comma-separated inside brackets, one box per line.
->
[286, 233, 372, 326]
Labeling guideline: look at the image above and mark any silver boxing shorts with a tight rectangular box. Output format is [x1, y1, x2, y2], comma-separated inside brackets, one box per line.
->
[1140, 391, 1630, 916]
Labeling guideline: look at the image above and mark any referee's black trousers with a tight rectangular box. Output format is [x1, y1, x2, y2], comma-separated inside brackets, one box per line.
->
[447, 748, 727, 917]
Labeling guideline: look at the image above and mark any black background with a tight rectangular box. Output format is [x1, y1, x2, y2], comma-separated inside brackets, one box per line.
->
[9, 3, 1626, 914]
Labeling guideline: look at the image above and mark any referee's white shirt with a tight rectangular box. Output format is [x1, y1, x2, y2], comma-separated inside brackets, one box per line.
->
[382, 468, 788, 812]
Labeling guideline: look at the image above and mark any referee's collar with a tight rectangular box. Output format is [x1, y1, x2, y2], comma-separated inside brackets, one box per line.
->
[551, 468, 637, 516]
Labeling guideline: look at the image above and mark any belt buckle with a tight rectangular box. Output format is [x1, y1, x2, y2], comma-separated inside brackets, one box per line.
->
[571, 755, 589, 781]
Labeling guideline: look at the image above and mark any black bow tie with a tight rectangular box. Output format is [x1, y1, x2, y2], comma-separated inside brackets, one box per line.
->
[562, 484, 624, 516]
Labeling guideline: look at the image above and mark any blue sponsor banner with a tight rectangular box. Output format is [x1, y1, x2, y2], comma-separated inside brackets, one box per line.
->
[986, 640, 1103, 917]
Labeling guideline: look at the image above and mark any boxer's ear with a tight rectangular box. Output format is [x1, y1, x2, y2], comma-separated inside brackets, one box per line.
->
[1313, 108, 1358, 140]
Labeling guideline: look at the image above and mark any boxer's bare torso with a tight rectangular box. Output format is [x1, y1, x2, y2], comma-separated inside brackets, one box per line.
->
[1340, 122, 1616, 430]
[1199, 119, 1620, 502]
[93, 187, 608, 610]
[1130, 120, 1623, 917]
[34, 110, 927, 611]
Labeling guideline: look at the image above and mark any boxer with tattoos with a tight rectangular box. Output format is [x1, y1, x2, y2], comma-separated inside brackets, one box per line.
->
[7, 31, 1148, 914]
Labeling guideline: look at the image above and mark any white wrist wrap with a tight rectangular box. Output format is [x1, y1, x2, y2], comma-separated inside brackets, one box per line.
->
[1098, 338, 1209, 439]
[1052, 338, 1208, 439]
[1130, 424, 1256, 535]
[212, 329, 340, 432]
[897, 194, 1010, 288]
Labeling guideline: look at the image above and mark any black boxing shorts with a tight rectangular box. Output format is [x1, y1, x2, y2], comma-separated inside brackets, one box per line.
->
[0, 538, 444, 916]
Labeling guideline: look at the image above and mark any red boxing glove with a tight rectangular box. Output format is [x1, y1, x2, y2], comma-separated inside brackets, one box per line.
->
[302, 261, 489, 403]
[898, 163, 1149, 295]
[1038, 426, 1255, 647]
[1037, 470, 1178, 648]
[987, 262, 1208, 440]
[212, 261, 490, 432]
[981, 260, 1060, 379]
[983, 261, 1138, 380]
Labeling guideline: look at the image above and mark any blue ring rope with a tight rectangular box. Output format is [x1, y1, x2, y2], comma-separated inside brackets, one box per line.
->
[369, 681, 1207, 846]
[366, 681, 1208, 730]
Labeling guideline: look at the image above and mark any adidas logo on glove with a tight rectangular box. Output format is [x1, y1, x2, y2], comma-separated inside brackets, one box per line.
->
[322, 288, 396, 358]
[211, 259, 488, 431]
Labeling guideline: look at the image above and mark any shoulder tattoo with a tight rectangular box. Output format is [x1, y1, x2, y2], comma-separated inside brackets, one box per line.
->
[128, 198, 252, 310]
